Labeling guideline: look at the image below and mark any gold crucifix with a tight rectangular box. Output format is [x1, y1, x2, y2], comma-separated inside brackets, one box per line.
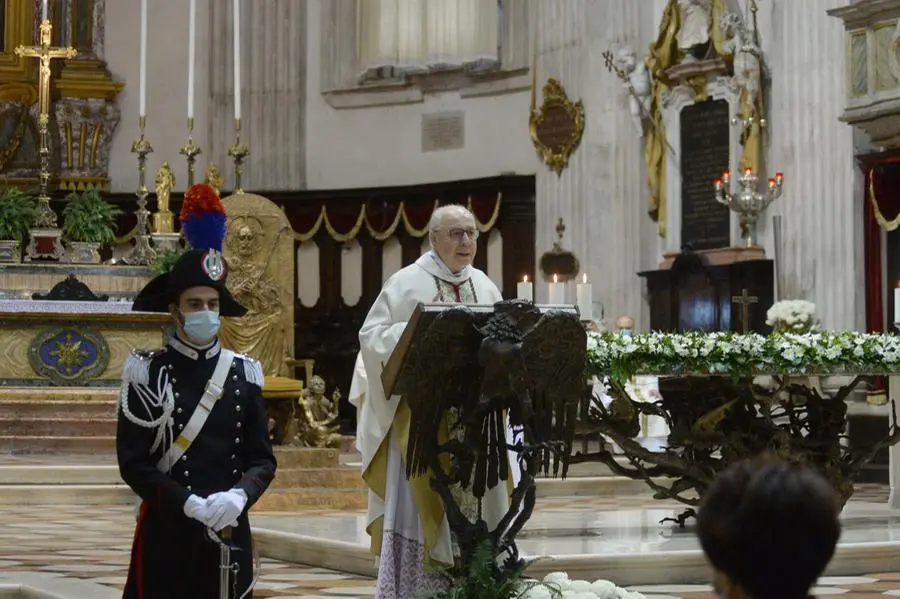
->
[15, 20, 77, 126]
[14, 20, 77, 228]
[731, 288, 759, 333]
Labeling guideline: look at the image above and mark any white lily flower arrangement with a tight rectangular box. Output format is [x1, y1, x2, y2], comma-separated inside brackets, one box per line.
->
[766, 299, 818, 334]
[518, 572, 645, 599]
[586, 330, 900, 382]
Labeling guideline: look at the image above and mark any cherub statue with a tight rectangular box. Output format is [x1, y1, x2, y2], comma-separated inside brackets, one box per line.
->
[294, 375, 341, 448]
[204, 163, 224, 195]
[677, 0, 712, 62]
[154, 161, 175, 214]
[721, 12, 761, 105]
[613, 47, 652, 137]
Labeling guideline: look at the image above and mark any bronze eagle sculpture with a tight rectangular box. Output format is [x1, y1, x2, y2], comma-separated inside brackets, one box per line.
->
[402, 299, 587, 500]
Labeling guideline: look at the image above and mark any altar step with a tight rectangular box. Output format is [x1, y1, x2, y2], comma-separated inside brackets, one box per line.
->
[0, 389, 118, 454]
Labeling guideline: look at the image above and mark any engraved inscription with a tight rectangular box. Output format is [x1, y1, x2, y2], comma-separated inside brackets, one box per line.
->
[680, 99, 731, 250]
[535, 104, 577, 152]
[422, 111, 465, 152]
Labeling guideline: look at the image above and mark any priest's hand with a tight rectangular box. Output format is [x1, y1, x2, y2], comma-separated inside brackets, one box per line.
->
[183, 494, 215, 526]
[205, 489, 248, 531]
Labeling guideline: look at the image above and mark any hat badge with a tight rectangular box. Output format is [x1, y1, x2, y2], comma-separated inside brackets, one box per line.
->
[201, 250, 225, 281]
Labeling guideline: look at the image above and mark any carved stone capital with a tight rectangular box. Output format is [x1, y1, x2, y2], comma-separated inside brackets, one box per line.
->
[54, 97, 120, 191]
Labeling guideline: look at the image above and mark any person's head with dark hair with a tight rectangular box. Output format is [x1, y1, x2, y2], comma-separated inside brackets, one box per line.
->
[696, 457, 841, 599]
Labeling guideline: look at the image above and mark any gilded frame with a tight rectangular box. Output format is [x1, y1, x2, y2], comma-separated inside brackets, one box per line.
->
[0, 1, 35, 81]
[528, 78, 585, 176]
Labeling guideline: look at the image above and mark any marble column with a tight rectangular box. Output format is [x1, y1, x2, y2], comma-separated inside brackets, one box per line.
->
[534, 0, 654, 328]
[207, 0, 307, 191]
[757, 0, 861, 330]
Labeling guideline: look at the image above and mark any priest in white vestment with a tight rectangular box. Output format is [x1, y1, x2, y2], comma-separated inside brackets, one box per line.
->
[358, 205, 513, 599]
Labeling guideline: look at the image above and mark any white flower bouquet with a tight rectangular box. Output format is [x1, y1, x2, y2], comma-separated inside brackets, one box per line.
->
[765, 299, 817, 334]
[519, 572, 645, 599]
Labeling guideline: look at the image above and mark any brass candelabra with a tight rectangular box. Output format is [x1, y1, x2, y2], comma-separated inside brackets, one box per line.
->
[714, 167, 784, 248]
[227, 118, 250, 194]
[123, 116, 157, 265]
[179, 117, 202, 187]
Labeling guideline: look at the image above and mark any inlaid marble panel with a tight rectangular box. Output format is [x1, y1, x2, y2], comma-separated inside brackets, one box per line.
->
[851, 31, 868, 96]
[873, 23, 899, 92]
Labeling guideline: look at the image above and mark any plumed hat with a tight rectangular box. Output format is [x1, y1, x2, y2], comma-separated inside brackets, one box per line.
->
[132, 183, 246, 317]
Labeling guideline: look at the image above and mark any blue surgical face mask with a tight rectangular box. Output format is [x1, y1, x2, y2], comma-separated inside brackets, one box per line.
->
[621, 329, 632, 337]
[180, 310, 220, 344]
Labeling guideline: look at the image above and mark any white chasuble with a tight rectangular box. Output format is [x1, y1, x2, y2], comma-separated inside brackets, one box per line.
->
[357, 252, 514, 599]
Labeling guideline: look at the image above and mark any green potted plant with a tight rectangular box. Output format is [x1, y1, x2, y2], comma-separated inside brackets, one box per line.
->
[0, 187, 37, 263]
[61, 189, 122, 264]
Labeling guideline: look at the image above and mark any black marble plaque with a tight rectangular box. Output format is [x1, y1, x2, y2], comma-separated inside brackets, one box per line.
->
[680, 99, 731, 250]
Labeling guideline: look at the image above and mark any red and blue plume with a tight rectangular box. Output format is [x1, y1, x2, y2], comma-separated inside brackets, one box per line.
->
[180, 183, 227, 251]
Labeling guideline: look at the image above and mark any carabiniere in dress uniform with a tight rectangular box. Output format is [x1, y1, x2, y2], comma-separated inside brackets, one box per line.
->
[117, 183, 276, 599]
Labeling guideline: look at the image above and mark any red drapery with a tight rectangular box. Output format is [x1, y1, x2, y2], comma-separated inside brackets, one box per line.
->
[864, 164, 900, 401]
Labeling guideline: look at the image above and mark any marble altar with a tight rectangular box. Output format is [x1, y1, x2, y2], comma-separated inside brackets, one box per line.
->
[0, 300, 169, 387]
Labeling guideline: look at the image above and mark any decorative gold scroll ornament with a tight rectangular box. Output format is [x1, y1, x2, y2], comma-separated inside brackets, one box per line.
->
[529, 78, 585, 176]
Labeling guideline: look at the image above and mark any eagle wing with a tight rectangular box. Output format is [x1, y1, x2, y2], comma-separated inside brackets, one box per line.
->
[520, 310, 588, 476]
[403, 306, 484, 480]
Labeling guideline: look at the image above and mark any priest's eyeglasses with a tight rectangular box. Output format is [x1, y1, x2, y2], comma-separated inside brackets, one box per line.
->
[446, 228, 479, 242]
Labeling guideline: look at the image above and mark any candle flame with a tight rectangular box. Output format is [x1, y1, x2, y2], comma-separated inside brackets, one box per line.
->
[744, 167, 752, 176]
[582, 273, 587, 284]
[775, 172, 784, 181]
[553, 274, 558, 283]
[522, 274, 528, 283]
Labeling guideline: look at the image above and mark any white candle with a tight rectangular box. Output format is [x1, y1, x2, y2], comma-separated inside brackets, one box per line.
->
[139, 0, 148, 117]
[576, 273, 592, 321]
[895, 286, 900, 324]
[517, 275, 533, 301]
[42, 0, 48, 21]
[187, 0, 196, 119]
[548, 274, 565, 305]
[233, 0, 241, 120]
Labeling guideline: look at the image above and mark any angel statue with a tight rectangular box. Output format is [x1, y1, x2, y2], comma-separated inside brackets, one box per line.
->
[204, 162, 224, 195]
[294, 375, 341, 448]
[721, 12, 762, 106]
[613, 47, 652, 138]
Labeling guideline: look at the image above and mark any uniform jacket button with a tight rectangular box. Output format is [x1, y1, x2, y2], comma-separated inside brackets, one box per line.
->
[183, 470, 190, 477]
[234, 437, 241, 444]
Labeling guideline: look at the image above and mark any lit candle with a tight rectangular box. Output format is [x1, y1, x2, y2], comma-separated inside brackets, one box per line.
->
[767, 178, 776, 190]
[576, 273, 592, 321]
[723, 169, 731, 183]
[548, 274, 565, 305]
[187, 0, 196, 120]
[139, 0, 148, 118]
[744, 167, 752, 176]
[895, 285, 900, 324]
[775, 172, 784, 184]
[233, 0, 241, 120]
[713, 178, 723, 190]
[42, 0, 48, 21]
[517, 275, 533, 301]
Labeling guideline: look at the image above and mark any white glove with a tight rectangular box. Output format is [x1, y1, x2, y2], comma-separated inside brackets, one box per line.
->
[205, 489, 248, 532]
[183, 494, 213, 526]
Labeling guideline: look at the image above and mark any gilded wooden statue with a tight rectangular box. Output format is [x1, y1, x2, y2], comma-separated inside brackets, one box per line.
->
[151, 161, 176, 234]
[294, 375, 341, 448]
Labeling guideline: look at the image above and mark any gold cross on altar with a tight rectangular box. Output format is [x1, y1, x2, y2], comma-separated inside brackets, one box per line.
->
[14, 21, 77, 127]
[732, 288, 759, 333]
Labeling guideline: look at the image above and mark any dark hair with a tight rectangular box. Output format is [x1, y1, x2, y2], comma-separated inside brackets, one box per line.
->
[696, 457, 841, 598]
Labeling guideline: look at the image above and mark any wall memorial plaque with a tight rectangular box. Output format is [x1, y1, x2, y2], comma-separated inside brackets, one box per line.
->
[529, 78, 585, 176]
[680, 99, 731, 250]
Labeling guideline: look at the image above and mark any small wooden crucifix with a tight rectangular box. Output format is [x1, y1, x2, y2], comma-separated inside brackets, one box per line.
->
[732, 288, 759, 333]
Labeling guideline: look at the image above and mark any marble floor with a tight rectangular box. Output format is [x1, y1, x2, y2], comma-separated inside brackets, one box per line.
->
[0, 471, 893, 597]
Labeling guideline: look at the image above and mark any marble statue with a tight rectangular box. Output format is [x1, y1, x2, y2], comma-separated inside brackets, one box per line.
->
[677, 0, 712, 61]
[614, 47, 652, 137]
[295, 375, 341, 448]
[721, 12, 761, 105]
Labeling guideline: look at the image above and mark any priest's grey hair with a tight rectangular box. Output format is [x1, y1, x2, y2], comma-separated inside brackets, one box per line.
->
[428, 204, 475, 247]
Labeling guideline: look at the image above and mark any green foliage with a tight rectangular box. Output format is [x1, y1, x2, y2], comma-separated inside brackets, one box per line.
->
[418, 541, 554, 599]
[0, 187, 37, 241]
[150, 246, 185, 274]
[61, 189, 122, 244]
